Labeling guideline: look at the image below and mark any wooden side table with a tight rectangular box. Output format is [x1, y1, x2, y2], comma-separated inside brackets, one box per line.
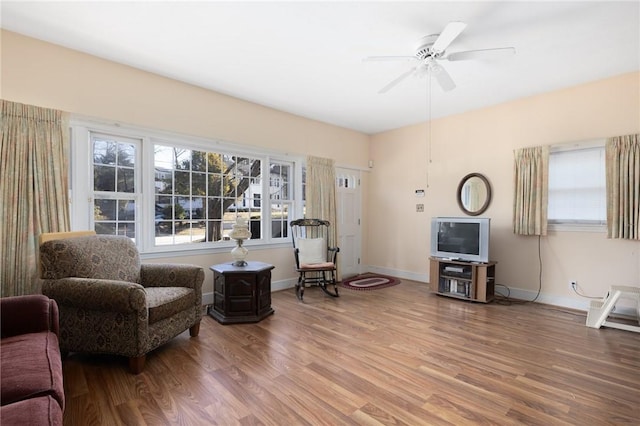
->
[207, 261, 275, 324]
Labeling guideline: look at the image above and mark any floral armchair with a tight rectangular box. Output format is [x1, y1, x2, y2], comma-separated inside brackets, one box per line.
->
[39, 234, 204, 374]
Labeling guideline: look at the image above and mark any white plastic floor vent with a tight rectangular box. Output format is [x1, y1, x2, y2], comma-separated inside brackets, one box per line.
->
[586, 285, 640, 333]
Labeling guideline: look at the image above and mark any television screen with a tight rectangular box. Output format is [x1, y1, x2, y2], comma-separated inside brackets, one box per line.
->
[437, 222, 480, 256]
[430, 217, 490, 263]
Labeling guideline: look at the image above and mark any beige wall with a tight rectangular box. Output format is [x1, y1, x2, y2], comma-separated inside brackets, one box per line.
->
[369, 71, 640, 309]
[1, 30, 369, 296]
[3, 29, 639, 310]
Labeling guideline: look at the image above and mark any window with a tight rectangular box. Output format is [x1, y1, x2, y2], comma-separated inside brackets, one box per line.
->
[269, 161, 292, 239]
[73, 121, 302, 253]
[548, 143, 606, 228]
[91, 133, 140, 239]
[153, 145, 262, 245]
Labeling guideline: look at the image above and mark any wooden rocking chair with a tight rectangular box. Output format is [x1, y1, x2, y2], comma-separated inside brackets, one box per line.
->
[290, 219, 340, 301]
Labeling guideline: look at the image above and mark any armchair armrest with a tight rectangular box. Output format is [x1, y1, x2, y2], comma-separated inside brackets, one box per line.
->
[41, 278, 146, 313]
[140, 264, 204, 291]
[0, 295, 59, 338]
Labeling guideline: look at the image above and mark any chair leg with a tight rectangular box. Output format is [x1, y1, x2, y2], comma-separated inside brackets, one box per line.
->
[129, 355, 146, 374]
[296, 275, 305, 301]
[189, 321, 201, 337]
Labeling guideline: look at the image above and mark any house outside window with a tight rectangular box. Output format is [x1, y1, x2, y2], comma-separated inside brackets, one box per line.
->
[73, 121, 302, 253]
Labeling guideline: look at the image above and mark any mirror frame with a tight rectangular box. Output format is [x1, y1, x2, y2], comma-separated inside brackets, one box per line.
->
[457, 173, 492, 216]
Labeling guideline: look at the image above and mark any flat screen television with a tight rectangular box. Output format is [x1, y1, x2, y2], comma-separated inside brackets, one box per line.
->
[430, 217, 490, 263]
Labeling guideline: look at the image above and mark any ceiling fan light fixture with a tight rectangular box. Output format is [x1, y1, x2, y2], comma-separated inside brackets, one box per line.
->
[367, 21, 514, 94]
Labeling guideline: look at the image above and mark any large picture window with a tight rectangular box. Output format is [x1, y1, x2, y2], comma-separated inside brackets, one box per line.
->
[74, 122, 301, 253]
[153, 145, 261, 245]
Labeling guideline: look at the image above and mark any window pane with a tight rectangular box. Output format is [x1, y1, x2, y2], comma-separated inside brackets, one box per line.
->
[548, 146, 606, 223]
[271, 204, 289, 238]
[207, 197, 223, 219]
[93, 140, 116, 165]
[155, 169, 173, 194]
[95, 199, 116, 220]
[117, 143, 136, 167]
[118, 223, 135, 239]
[192, 197, 205, 219]
[192, 150, 207, 172]
[192, 172, 206, 195]
[155, 196, 172, 220]
[155, 145, 174, 170]
[175, 149, 191, 170]
[117, 167, 135, 193]
[207, 220, 223, 242]
[118, 200, 135, 221]
[94, 165, 115, 191]
[175, 171, 190, 195]
[175, 197, 189, 220]
[94, 198, 136, 239]
[95, 222, 116, 235]
[208, 174, 222, 196]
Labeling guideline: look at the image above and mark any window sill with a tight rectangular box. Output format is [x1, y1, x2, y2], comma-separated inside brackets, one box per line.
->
[139, 241, 291, 260]
[547, 223, 606, 233]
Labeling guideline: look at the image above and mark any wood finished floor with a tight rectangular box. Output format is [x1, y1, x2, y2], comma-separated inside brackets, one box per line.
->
[62, 280, 640, 425]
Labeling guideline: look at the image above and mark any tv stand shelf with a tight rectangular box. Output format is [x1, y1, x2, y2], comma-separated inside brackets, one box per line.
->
[429, 257, 496, 303]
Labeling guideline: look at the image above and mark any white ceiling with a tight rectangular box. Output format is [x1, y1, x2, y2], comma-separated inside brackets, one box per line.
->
[2, 1, 639, 134]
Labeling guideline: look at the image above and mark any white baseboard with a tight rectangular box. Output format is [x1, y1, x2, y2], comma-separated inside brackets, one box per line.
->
[363, 265, 429, 284]
[204, 270, 637, 319]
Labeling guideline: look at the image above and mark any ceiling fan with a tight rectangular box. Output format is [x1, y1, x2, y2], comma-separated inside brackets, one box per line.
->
[365, 22, 515, 93]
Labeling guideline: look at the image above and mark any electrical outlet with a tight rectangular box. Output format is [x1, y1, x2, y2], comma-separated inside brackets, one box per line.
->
[416, 204, 424, 212]
[569, 280, 577, 291]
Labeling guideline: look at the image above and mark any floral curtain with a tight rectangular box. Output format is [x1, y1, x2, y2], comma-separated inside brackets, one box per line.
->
[1, 100, 70, 296]
[513, 146, 549, 236]
[606, 134, 639, 240]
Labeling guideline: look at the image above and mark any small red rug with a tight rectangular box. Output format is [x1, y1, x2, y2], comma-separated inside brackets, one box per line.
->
[339, 273, 400, 291]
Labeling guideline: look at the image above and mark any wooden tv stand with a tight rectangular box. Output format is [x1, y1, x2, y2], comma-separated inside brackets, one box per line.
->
[429, 257, 496, 303]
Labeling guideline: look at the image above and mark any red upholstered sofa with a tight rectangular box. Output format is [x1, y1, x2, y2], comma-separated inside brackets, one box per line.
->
[1, 295, 64, 425]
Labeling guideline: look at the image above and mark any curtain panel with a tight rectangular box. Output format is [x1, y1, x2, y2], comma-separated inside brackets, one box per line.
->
[305, 156, 339, 279]
[513, 146, 549, 236]
[606, 134, 640, 240]
[1, 100, 70, 296]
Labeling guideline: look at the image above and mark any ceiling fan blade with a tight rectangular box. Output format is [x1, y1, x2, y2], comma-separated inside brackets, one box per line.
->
[429, 62, 456, 92]
[446, 47, 516, 62]
[363, 56, 418, 62]
[378, 67, 417, 94]
[432, 21, 467, 53]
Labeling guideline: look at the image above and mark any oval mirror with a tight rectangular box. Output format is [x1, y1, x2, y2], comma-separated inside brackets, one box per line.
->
[457, 173, 492, 216]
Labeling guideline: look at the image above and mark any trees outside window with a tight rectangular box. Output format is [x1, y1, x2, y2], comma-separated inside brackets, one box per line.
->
[80, 125, 300, 253]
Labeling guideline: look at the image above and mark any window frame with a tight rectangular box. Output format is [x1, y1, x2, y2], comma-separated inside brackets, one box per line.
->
[70, 118, 304, 256]
[547, 139, 607, 233]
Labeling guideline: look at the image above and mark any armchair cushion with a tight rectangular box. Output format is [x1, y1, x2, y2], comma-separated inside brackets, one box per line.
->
[40, 235, 140, 283]
[146, 287, 196, 324]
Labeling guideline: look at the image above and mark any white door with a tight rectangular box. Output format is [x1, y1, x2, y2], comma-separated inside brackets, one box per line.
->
[336, 168, 361, 279]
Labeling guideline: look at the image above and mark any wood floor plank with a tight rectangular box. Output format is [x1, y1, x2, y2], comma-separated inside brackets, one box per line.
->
[61, 280, 640, 425]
